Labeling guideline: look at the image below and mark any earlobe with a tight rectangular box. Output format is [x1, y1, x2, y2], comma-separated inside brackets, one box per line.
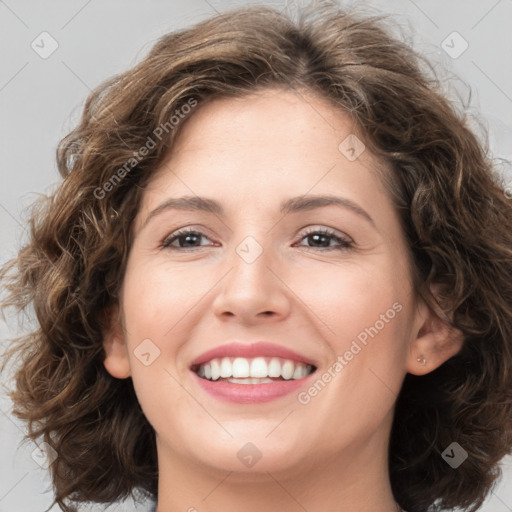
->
[406, 289, 464, 376]
[102, 304, 131, 379]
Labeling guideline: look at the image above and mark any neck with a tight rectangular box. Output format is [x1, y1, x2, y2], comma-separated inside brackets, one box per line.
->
[155, 410, 400, 512]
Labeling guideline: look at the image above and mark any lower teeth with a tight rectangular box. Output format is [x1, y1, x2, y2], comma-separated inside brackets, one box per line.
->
[227, 377, 276, 384]
[219, 377, 281, 384]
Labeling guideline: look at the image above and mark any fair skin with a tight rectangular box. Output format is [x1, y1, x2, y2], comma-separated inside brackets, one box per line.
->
[103, 87, 463, 512]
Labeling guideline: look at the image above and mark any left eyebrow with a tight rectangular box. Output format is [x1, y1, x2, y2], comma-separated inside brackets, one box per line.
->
[279, 194, 375, 228]
[140, 194, 375, 230]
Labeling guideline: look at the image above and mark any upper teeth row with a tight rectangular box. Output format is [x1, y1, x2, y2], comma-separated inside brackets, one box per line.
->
[196, 357, 313, 381]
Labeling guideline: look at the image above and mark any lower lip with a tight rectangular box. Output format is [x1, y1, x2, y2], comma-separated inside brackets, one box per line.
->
[190, 370, 316, 404]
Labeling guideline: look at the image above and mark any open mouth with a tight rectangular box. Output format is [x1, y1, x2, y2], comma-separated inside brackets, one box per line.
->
[191, 356, 317, 384]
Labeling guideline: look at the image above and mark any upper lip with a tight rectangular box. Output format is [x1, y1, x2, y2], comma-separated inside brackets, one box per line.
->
[190, 341, 318, 368]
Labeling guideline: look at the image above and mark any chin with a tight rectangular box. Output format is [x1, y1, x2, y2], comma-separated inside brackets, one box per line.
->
[182, 434, 308, 474]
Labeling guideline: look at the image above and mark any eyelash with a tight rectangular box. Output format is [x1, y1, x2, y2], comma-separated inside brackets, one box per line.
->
[161, 227, 353, 252]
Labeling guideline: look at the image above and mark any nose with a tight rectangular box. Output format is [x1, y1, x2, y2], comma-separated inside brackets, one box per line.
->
[211, 235, 292, 324]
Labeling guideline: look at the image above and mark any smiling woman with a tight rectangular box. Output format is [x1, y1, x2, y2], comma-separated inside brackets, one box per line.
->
[1, 2, 512, 512]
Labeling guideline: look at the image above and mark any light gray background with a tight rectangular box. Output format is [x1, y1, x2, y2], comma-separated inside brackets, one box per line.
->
[1, 1, 511, 511]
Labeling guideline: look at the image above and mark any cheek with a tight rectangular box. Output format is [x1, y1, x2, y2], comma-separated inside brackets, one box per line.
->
[292, 257, 404, 337]
[119, 257, 222, 396]
[295, 255, 412, 404]
[121, 258, 198, 334]
[118, 261, 180, 405]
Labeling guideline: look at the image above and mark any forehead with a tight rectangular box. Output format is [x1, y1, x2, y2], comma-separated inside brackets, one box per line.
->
[140, 88, 389, 212]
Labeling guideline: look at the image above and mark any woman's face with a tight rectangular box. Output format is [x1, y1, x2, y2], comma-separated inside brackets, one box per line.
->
[104, 88, 434, 477]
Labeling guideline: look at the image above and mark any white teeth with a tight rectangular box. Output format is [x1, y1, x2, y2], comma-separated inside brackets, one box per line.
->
[220, 357, 231, 378]
[250, 357, 268, 378]
[232, 357, 250, 378]
[281, 360, 295, 380]
[268, 358, 281, 377]
[292, 365, 304, 380]
[211, 359, 220, 381]
[195, 356, 314, 382]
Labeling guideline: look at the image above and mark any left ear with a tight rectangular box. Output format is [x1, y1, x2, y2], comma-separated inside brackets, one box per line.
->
[406, 283, 464, 376]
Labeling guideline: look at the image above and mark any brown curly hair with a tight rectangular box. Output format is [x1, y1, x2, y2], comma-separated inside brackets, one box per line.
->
[2, 2, 512, 512]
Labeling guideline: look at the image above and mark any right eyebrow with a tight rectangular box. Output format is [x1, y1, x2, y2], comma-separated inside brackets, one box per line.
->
[141, 196, 223, 230]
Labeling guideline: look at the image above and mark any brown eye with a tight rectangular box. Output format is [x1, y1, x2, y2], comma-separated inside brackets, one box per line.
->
[162, 229, 211, 249]
[297, 228, 353, 251]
